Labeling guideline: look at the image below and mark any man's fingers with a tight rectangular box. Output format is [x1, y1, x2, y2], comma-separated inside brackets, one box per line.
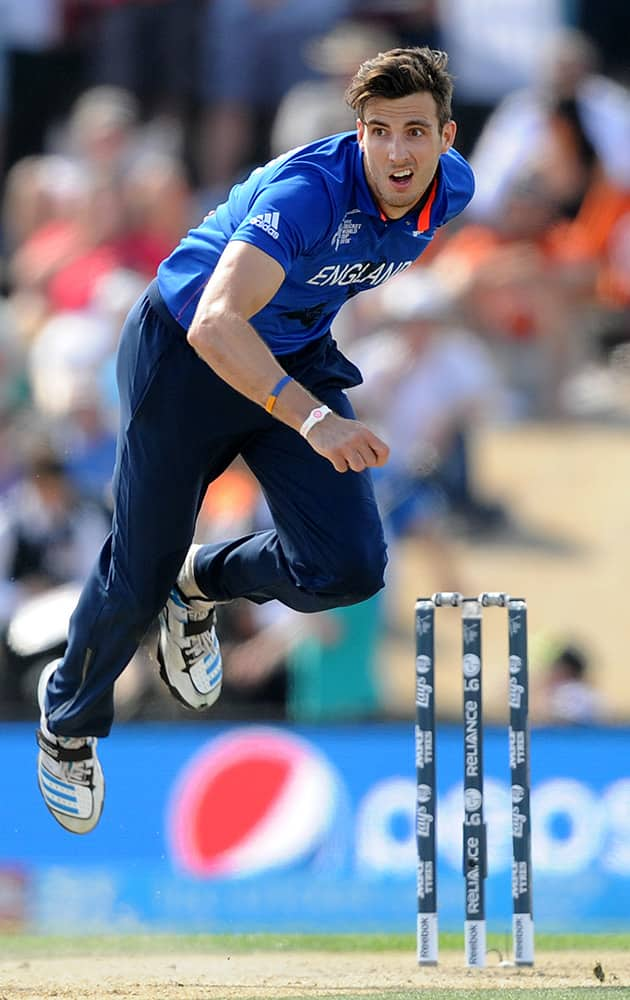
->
[366, 435, 390, 466]
[329, 450, 364, 473]
[347, 450, 367, 473]
[342, 431, 389, 471]
[337, 443, 389, 473]
[307, 414, 390, 472]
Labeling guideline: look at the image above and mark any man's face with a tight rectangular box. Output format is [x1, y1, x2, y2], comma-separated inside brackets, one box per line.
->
[357, 93, 456, 219]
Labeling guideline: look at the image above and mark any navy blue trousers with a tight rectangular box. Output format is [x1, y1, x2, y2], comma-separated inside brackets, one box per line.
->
[46, 284, 388, 737]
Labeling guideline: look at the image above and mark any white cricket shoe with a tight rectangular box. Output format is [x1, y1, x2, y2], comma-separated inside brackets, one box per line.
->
[36, 660, 105, 835]
[157, 586, 223, 710]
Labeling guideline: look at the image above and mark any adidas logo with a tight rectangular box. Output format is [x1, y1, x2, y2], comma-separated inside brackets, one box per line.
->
[250, 211, 280, 239]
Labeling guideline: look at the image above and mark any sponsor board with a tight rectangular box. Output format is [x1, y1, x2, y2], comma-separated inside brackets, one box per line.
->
[2, 724, 630, 931]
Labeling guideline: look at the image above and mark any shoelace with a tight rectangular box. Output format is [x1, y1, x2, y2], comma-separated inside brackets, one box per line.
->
[57, 737, 95, 786]
[187, 599, 214, 622]
[185, 625, 218, 659]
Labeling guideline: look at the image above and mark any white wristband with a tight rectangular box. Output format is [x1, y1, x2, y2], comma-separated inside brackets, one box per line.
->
[299, 405, 332, 439]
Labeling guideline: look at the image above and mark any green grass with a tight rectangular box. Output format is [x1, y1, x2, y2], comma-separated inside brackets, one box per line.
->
[0, 933, 630, 958]
[233, 995, 630, 1000]
[1, 931, 629, 958]
[234, 995, 630, 1000]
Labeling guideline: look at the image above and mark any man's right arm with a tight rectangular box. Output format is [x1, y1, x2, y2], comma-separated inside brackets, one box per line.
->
[186, 240, 389, 474]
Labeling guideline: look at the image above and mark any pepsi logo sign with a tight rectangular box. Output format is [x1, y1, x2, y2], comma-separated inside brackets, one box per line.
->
[167, 728, 341, 877]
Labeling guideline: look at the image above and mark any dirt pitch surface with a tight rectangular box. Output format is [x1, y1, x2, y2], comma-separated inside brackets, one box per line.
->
[1, 949, 629, 999]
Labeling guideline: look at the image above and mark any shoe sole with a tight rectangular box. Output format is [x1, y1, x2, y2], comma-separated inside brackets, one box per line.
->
[156, 643, 199, 711]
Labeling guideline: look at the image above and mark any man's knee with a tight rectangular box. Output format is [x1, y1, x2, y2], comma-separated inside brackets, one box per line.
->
[353, 537, 387, 594]
[310, 535, 387, 603]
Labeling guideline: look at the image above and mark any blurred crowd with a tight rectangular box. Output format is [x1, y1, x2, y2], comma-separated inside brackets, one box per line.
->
[0, 0, 628, 725]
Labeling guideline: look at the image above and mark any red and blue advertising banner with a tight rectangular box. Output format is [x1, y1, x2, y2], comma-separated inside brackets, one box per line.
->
[1, 722, 629, 932]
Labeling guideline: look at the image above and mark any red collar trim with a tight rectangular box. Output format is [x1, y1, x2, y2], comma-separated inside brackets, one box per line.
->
[417, 175, 438, 232]
[377, 173, 439, 228]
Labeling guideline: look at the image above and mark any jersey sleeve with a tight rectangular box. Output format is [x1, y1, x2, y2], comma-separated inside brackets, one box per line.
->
[230, 169, 335, 274]
[439, 148, 476, 226]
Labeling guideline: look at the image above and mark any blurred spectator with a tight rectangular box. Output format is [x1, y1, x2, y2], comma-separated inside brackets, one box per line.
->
[0, 435, 110, 716]
[60, 84, 142, 175]
[3, 0, 84, 172]
[432, 177, 588, 417]
[286, 595, 384, 722]
[5, 88, 192, 316]
[353, 1, 439, 49]
[215, 600, 290, 719]
[468, 28, 630, 222]
[2, 590, 158, 724]
[6, 158, 90, 331]
[436, 0, 569, 156]
[2, 154, 86, 256]
[533, 643, 605, 725]
[3, 87, 190, 325]
[212, 595, 385, 723]
[0, 581, 81, 719]
[28, 310, 114, 416]
[9, 166, 168, 324]
[0, 442, 109, 629]
[351, 268, 504, 592]
[45, 174, 157, 310]
[270, 19, 399, 156]
[52, 82, 188, 185]
[197, 0, 350, 199]
[26, 299, 127, 504]
[540, 176, 630, 420]
[80, 0, 204, 124]
[121, 151, 194, 251]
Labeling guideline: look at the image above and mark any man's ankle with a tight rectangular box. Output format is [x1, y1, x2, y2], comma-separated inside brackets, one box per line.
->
[176, 545, 208, 600]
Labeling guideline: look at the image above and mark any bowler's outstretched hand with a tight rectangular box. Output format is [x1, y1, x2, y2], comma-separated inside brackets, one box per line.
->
[307, 413, 390, 473]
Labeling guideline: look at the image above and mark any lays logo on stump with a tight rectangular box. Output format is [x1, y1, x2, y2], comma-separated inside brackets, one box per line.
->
[167, 728, 343, 877]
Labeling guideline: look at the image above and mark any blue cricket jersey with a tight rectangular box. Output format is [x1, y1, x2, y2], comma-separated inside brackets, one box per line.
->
[157, 132, 474, 355]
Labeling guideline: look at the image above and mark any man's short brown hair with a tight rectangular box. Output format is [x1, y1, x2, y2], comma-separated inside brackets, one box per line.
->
[345, 47, 454, 129]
